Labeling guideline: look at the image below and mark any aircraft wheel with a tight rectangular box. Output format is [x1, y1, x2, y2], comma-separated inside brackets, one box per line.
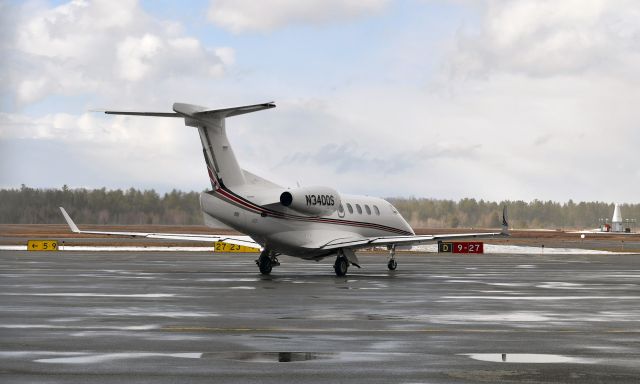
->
[387, 259, 397, 271]
[334, 257, 348, 277]
[258, 255, 272, 275]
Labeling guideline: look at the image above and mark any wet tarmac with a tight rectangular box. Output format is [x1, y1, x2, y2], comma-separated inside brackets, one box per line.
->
[1, 250, 639, 383]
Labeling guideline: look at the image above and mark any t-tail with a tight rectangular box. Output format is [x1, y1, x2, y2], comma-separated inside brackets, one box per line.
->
[104, 102, 275, 190]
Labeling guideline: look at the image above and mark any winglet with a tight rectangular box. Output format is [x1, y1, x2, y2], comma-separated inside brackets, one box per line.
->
[501, 206, 509, 235]
[59, 207, 80, 233]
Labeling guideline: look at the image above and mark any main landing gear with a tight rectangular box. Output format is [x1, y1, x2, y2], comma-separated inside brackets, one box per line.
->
[256, 249, 279, 275]
[333, 249, 360, 277]
[334, 254, 349, 277]
[387, 245, 398, 271]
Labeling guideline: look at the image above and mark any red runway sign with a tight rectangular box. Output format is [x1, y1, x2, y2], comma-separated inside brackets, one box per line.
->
[438, 241, 483, 254]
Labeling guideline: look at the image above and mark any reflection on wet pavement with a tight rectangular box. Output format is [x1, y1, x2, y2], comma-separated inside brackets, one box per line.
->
[1, 251, 639, 383]
[463, 353, 594, 364]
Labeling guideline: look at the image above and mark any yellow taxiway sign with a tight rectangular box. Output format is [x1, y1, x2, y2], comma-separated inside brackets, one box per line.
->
[27, 240, 59, 251]
[214, 242, 259, 253]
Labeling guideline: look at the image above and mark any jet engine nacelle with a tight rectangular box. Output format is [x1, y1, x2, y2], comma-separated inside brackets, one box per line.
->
[280, 186, 341, 216]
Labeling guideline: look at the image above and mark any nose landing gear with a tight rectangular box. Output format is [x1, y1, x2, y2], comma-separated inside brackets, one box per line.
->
[387, 245, 397, 271]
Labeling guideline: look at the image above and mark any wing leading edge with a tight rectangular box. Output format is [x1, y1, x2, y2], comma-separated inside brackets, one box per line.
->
[320, 207, 510, 251]
[320, 231, 505, 251]
[59, 207, 259, 248]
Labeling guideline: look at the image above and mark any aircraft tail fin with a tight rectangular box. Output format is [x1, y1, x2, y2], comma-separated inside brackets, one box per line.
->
[174, 102, 275, 189]
[102, 102, 276, 190]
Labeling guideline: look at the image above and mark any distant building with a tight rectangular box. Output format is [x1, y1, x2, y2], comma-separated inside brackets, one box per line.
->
[597, 203, 634, 233]
[611, 203, 624, 232]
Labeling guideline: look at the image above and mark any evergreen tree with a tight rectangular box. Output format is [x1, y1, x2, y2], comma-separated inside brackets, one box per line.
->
[0, 186, 637, 228]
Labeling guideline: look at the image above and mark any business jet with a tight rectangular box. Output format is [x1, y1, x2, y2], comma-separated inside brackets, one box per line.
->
[60, 102, 508, 276]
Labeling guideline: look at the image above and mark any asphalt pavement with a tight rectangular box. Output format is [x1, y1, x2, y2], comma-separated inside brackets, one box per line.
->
[1, 250, 639, 383]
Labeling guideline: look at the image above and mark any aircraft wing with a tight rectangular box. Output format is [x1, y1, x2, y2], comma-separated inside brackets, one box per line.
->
[321, 207, 509, 250]
[320, 231, 506, 251]
[59, 207, 260, 248]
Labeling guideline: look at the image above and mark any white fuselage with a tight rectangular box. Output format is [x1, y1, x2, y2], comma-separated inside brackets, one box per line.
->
[200, 189, 414, 259]
[87, 101, 505, 276]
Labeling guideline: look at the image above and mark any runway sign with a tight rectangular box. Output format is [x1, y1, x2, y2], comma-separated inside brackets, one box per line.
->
[27, 240, 59, 251]
[214, 241, 259, 253]
[438, 242, 452, 253]
[439, 241, 483, 254]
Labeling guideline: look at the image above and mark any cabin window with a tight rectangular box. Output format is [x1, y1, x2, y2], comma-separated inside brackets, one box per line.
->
[365, 205, 371, 215]
[338, 204, 344, 213]
[373, 205, 380, 215]
[356, 204, 363, 214]
[346, 203, 353, 214]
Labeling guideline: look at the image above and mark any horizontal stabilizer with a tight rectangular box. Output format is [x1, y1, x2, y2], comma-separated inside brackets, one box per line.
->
[100, 102, 275, 120]
[103, 111, 181, 117]
[174, 102, 275, 119]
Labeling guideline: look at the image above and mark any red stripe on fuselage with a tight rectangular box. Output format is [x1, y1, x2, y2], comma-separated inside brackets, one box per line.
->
[210, 187, 412, 236]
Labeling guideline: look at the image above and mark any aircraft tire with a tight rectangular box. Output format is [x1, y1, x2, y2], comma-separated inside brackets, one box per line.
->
[334, 257, 348, 277]
[258, 256, 272, 275]
[387, 259, 397, 271]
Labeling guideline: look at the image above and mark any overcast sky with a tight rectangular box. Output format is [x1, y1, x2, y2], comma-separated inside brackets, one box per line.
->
[1, 0, 639, 202]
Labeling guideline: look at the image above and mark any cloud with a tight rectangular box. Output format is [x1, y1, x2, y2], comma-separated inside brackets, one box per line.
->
[3, 0, 640, 203]
[0, 111, 207, 191]
[116, 34, 164, 82]
[207, 0, 389, 33]
[0, 110, 177, 144]
[448, 0, 640, 79]
[115, 34, 231, 81]
[280, 141, 481, 175]
[247, 70, 640, 201]
[3, 0, 234, 107]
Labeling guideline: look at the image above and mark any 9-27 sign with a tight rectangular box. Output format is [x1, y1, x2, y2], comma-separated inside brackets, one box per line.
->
[438, 241, 483, 254]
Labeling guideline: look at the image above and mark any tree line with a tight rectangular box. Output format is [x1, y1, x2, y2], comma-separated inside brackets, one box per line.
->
[0, 185, 637, 229]
[0, 185, 202, 225]
[388, 197, 639, 230]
